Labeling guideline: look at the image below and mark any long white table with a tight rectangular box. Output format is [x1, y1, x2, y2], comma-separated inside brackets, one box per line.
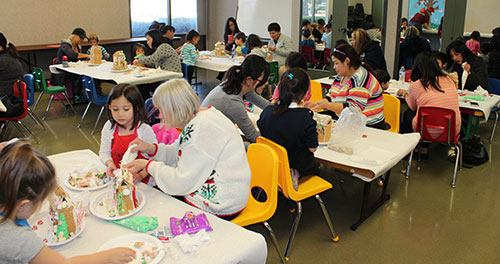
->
[44, 150, 267, 264]
[50, 61, 183, 85]
[195, 55, 243, 72]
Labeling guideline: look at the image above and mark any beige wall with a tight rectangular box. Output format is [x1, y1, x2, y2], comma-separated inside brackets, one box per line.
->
[1, 0, 130, 46]
[207, 0, 238, 49]
[464, 0, 497, 35]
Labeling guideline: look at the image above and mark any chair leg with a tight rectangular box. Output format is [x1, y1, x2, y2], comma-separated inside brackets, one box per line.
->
[42, 95, 54, 120]
[406, 151, 413, 179]
[284, 201, 302, 260]
[315, 194, 339, 242]
[451, 142, 461, 188]
[0, 122, 10, 139]
[11, 121, 27, 138]
[62, 91, 76, 114]
[91, 106, 105, 135]
[78, 102, 92, 128]
[262, 222, 287, 264]
[33, 91, 44, 112]
[490, 112, 498, 142]
[28, 109, 46, 131]
[18, 121, 40, 145]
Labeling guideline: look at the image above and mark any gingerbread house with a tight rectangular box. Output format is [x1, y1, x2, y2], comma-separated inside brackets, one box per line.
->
[49, 186, 80, 242]
[114, 170, 138, 216]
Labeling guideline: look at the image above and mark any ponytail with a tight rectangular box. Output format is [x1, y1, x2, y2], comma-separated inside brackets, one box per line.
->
[221, 55, 270, 95]
[6, 42, 20, 58]
[274, 68, 309, 114]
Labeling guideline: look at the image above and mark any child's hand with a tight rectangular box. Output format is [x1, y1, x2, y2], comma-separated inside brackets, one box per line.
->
[304, 100, 317, 109]
[104, 53, 110, 59]
[106, 161, 117, 177]
[133, 59, 139, 66]
[397, 89, 408, 97]
[129, 139, 156, 156]
[268, 46, 276, 52]
[104, 247, 136, 264]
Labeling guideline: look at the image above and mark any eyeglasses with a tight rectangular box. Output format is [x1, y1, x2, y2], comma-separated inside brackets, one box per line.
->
[333, 48, 347, 57]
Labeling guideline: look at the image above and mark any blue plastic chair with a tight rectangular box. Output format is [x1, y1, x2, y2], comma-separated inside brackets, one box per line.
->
[78, 76, 108, 134]
[489, 78, 500, 141]
[22, 74, 45, 130]
[145, 98, 153, 112]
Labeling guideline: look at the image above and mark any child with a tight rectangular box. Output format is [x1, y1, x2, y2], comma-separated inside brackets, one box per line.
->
[374, 69, 391, 91]
[301, 28, 316, 48]
[257, 68, 318, 190]
[321, 24, 332, 49]
[134, 42, 146, 59]
[466, 31, 481, 55]
[86, 34, 110, 60]
[234, 32, 249, 56]
[0, 141, 135, 263]
[434, 52, 459, 87]
[271, 52, 311, 103]
[180, 30, 200, 84]
[479, 42, 492, 66]
[246, 34, 267, 59]
[99, 84, 157, 184]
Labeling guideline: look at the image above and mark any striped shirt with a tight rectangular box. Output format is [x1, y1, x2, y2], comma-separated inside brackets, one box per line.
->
[181, 43, 198, 66]
[327, 67, 385, 125]
[406, 76, 461, 135]
[86, 45, 110, 60]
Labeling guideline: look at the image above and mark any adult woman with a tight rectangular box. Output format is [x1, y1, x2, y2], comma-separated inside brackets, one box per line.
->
[200, 55, 271, 142]
[224, 17, 240, 52]
[55, 28, 90, 64]
[0, 33, 23, 118]
[399, 26, 431, 69]
[306, 44, 386, 129]
[488, 34, 500, 79]
[446, 40, 490, 91]
[124, 79, 251, 219]
[134, 29, 181, 73]
[397, 52, 460, 137]
[352, 29, 387, 72]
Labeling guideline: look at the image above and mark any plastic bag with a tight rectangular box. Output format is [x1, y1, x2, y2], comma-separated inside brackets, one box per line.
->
[328, 107, 367, 155]
[111, 216, 158, 232]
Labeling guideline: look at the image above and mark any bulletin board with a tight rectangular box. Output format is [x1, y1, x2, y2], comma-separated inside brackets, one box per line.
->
[408, 0, 445, 30]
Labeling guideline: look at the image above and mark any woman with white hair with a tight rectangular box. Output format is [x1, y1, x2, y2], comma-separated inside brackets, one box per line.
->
[124, 79, 251, 219]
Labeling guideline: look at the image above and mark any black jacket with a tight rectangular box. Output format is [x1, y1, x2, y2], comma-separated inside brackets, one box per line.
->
[360, 40, 387, 72]
[55, 39, 80, 64]
[488, 49, 500, 79]
[399, 36, 431, 69]
[451, 55, 490, 91]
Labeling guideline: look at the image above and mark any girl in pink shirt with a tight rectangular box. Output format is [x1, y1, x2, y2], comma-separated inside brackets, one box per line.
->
[466, 31, 481, 55]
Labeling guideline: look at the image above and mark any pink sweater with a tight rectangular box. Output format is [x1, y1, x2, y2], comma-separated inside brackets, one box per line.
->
[406, 76, 461, 135]
[466, 39, 481, 55]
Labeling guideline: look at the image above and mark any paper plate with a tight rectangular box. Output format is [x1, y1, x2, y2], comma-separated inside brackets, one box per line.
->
[98, 234, 165, 264]
[64, 173, 113, 192]
[110, 67, 132, 73]
[29, 211, 86, 247]
[90, 189, 146, 221]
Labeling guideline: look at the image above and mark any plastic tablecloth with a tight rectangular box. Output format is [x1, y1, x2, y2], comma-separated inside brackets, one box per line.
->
[45, 149, 267, 264]
[49, 62, 183, 85]
[196, 55, 243, 72]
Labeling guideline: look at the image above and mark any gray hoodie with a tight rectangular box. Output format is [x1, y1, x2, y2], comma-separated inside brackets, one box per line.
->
[249, 47, 267, 59]
[56, 39, 81, 64]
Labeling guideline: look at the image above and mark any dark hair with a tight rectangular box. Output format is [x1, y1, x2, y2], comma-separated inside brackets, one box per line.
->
[374, 69, 391, 84]
[246, 34, 263, 51]
[285, 52, 307, 70]
[302, 20, 311, 28]
[267, 22, 281, 32]
[0, 141, 56, 224]
[106, 83, 147, 130]
[148, 21, 160, 30]
[222, 55, 271, 95]
[325, 23, 332, 29]
[493, 27, 500, 36]
[410, 52, 446, 92]
[446, 39, 476, 64]
[146, 29, 166, 50]
[235, 32, 246, 43]
[134, 42, 146, 51]
[302, 28, 311, 39]
[470, 31, 480, 41]
[490, 35, 500, 51]
[480, 42, 492, 54]
[332, 44, 362, 69]
[274, 68, 310, 114]
[186, 30, 200, 42]
[318, 19, 326, 26]
[402, 17, 408, 23]
[335, 39, 349, 48]
[224, 17, 240, 43]
[0, 33, 19, 58]
[434, 51, 450, 68]
[159, 24, 175, 35]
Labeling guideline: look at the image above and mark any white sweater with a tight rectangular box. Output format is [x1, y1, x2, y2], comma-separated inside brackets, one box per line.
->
[99, 121, 157, 166]
[147, 107, 251, 216]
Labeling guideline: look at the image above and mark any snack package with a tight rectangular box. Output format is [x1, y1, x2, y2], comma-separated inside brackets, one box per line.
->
[328, 107, 366, 155]
[314, 113, 334, 144]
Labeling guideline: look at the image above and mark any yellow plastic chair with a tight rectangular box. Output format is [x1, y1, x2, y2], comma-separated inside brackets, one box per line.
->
[231, 143, 287, 264]
[382, 93, 401, 133]
[309, 80, 323, 102]
[256, 137, 339, 261]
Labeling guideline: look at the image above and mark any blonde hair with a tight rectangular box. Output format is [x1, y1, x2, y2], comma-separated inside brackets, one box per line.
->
[405, 26, 420, 38]
[88, 34, 99, 42]
[153, 79, 200, 128]
[352, 29, 371, 54]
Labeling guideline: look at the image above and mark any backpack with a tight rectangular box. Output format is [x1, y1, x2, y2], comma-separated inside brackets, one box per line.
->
[461, 135, 489, 168]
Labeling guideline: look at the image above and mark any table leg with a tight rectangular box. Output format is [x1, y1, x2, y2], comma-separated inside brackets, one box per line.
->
[465, 114, 472, 141]
[350, 170, 392, 231]
[474, 115, 480, 135]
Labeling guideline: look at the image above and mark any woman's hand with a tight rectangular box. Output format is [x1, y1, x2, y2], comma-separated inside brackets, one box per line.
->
[122, 159, 149, 184]
[463, 62, 471, 75]
[129, 138, 156, 156]
[106, 160, 117, 177]
[103, 247, 136, 264]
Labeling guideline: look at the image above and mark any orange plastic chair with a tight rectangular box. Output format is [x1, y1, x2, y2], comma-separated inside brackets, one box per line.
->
[231, 143, 287, 264]
[382, 93, 401, 133]
[309, 80, 323, 102]
[256, 137, 339, 261]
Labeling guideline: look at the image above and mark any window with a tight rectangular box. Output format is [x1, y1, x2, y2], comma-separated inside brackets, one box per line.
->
[130, 0, 197, 37]
[302, 0, 327, 23]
